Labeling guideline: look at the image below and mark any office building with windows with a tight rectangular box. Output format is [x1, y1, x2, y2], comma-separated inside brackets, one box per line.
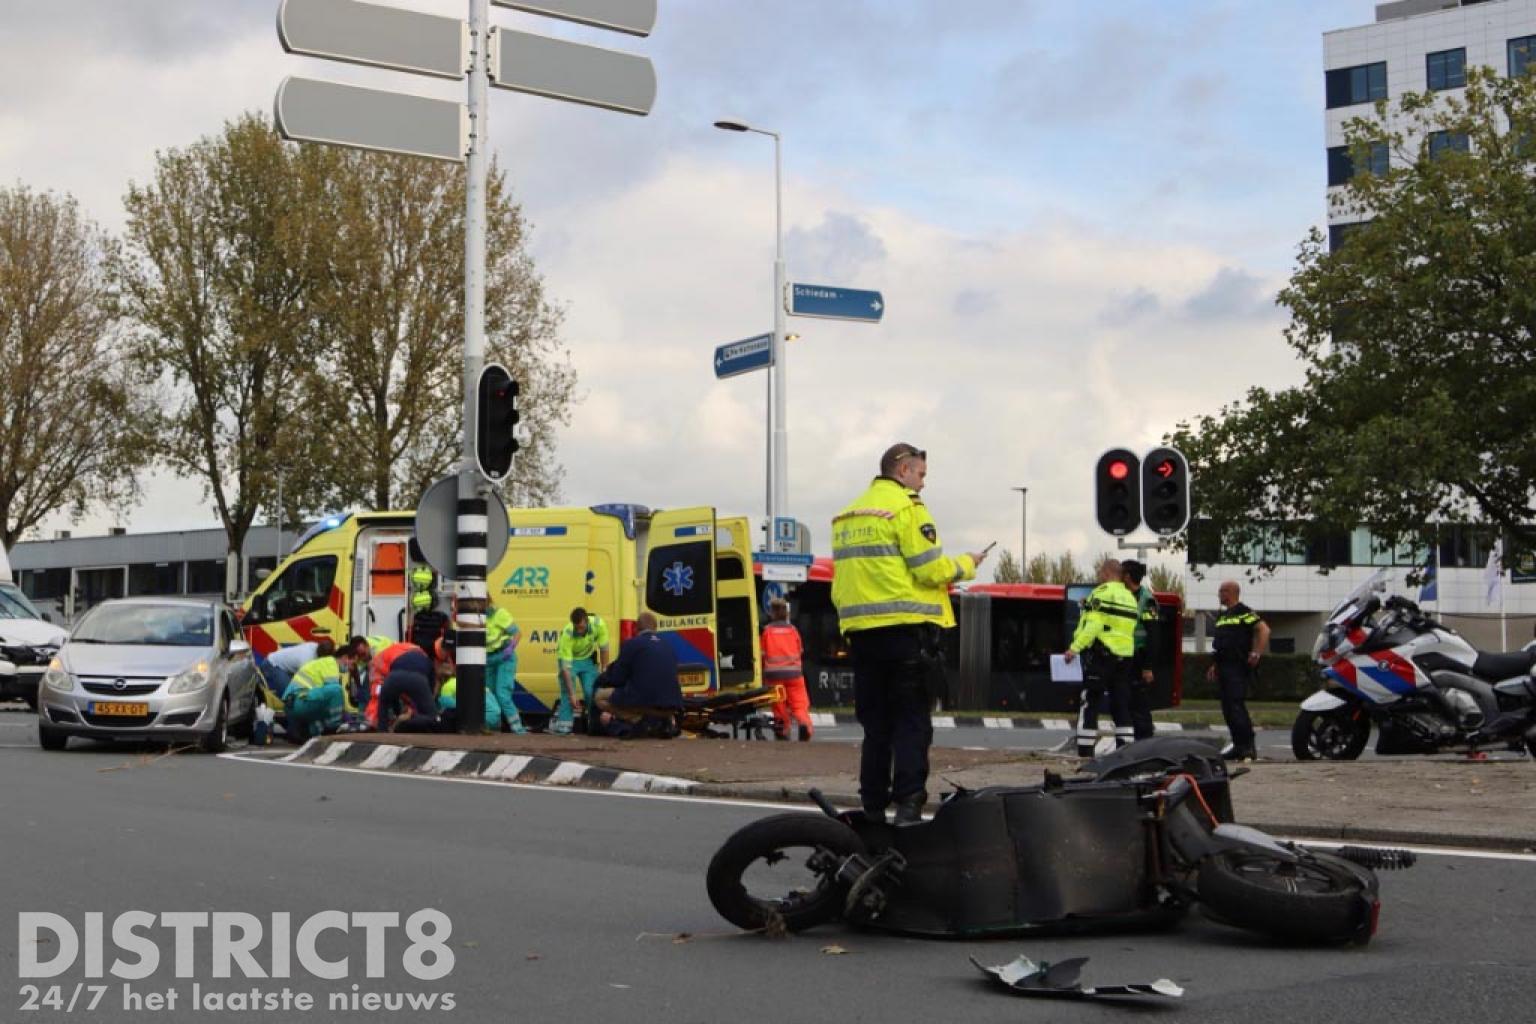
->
[1325, 0, 1536, 249]
[1183, 0, 1536, 652]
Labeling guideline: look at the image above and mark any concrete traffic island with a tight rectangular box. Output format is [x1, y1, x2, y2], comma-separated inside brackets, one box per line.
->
[271, 731, 1536, 852]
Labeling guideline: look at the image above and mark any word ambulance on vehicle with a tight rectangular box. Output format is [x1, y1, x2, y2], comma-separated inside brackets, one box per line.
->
[241, 504, 761, 719]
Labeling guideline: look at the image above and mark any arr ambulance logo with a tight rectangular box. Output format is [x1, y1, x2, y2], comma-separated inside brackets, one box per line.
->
[503, 566, 551, 595]
[662, 562, 694, 597]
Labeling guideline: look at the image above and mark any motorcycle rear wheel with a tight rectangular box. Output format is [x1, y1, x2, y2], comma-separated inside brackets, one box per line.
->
[1198, 849, 1375, 944]
[1292, 707, 1369, 761]
[706, 813, 866, 933]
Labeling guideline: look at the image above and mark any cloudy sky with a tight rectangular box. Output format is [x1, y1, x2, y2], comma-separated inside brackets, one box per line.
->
[3, 0, 1379, 575]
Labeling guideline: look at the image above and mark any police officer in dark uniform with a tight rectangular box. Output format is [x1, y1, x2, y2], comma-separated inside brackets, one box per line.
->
[1209, 580, 1270, 761]
[1122, 560, 1160, 741]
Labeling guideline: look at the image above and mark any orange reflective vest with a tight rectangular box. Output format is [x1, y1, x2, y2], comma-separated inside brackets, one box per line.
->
[761, 622, 804, 683]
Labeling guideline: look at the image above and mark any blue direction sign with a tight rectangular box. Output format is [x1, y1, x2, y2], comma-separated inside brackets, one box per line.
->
[755, 551, 814, 566]
[713, 332, 773, 379]
[788, 283, 884, 323]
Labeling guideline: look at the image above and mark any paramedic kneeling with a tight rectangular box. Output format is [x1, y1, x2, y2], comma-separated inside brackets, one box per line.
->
[593, 612, 682, 737]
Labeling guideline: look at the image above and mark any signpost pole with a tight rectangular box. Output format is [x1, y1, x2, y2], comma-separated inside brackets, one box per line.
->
[455, 0, 491, 733]
[771, 131, 788, 546]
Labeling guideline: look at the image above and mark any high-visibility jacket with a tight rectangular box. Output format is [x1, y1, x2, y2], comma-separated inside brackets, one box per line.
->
[365, 635, 392, 658]
[486, 607, 519, 655]
[410, 566, 435, 590]
[830, 477, 975, 632]
[760, 621, 804, 683]
[1070, 580, 1139, 658]
[292, 656, 344, 692]
[557, 616, 609, 662]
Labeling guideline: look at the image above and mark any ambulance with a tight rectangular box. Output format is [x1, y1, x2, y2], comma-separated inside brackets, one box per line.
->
[241, 504, 761, 719]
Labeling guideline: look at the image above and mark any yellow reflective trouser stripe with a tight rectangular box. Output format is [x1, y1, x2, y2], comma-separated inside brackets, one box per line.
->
[839, 600, 944, 618]
[906, 548, 944, 568]
[834, 544, 901, 559]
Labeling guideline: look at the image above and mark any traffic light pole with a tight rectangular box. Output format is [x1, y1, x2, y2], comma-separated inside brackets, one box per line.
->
[454, 0, 491, 734]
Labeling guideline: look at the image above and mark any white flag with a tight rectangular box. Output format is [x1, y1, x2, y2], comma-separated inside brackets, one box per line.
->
[1484, 539, 1504, 607]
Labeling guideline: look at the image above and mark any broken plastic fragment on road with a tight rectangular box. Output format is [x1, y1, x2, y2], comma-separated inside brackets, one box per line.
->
[972, 955, 1184, 1001]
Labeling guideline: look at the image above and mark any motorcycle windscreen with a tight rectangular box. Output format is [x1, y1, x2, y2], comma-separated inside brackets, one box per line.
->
[643, 508, 718, 693]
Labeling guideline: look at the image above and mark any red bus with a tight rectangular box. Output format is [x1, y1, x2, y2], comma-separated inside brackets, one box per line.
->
[757, 558, 1183, 713]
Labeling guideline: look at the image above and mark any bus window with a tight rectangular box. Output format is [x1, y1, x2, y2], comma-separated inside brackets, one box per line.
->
[247, 555, 338, 624]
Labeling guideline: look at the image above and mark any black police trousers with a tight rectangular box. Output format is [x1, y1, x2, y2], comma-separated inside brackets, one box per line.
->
[850, 624, 938, 810]
[1129, 648, 1156, 741]
[1077, 648, 1134, 756]
[1215, 660, 1256, 752]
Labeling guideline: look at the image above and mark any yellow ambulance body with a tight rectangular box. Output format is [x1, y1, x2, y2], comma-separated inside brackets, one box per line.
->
[242, 504, 761, 717]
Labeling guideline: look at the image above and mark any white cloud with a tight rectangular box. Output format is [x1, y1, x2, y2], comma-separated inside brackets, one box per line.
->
[6, 1, 1321, 582]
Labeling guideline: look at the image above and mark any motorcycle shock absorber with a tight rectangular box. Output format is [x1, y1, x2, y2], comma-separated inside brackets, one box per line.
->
[1332, 846, 1418, 871]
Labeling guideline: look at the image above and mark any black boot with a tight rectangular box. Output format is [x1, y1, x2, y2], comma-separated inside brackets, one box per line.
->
[861, 802, 888, 825]
[894, 791, 927, 825]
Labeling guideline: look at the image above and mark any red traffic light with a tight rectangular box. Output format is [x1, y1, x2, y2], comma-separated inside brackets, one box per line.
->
[1154, 458, 1175, 479]
[1108, 460, 1130, 481]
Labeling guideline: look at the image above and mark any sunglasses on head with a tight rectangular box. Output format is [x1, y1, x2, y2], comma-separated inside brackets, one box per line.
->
[895, 448, 927, 462]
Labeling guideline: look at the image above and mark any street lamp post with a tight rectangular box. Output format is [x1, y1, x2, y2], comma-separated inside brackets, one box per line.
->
[1011, 486, 1028, 579]
[714, 118, 786, 545]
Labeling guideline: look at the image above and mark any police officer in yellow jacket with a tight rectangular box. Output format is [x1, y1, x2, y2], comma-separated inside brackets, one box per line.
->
[832, 443, 988, 824]
[1064, 558, 1139, 756]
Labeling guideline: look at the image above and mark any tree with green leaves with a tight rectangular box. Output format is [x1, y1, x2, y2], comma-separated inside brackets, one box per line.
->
[305, 149, 570, 512]
[0, 186, 154, 547]
[1170, 67, 1536, 568]
[113, 114, 336, 582]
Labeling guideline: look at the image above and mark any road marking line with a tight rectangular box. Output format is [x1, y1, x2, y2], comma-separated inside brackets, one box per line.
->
[221, 754, 1536, 863]
[931, 716, 955, 728]
[1041, 719, 1072, 730]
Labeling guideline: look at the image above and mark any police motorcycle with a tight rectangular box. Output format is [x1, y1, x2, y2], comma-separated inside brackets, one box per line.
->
[1294, 569, 1536, 761]
[706, 738, 1405, 945]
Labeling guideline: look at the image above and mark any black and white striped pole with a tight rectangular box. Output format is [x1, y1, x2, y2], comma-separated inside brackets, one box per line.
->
[454, 0, 492, 734]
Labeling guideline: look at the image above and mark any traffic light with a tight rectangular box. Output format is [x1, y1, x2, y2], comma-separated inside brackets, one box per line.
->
[1094, 448, 1141, 536]
[1141, 446, 1190, 535]
[475, 362, 520, 481]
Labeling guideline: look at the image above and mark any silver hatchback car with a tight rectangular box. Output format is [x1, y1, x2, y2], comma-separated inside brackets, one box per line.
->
[37, 597, 259, 753]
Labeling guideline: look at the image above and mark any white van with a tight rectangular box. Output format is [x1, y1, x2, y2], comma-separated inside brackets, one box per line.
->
[0, 540, 68, 709]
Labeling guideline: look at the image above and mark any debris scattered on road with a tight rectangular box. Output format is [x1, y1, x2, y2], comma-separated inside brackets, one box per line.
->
[820, 945, 851, 956]
[972, 955, 1184, 1001]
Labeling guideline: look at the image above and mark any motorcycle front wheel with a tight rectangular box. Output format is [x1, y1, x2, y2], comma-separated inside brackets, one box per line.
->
[1292, 706, 1370, 760]
[1197, 849, 1376, 944]
[706, 813, 866, 933]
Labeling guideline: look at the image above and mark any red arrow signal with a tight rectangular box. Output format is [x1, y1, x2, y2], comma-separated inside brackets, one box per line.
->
[1155, 459, 1175, 479]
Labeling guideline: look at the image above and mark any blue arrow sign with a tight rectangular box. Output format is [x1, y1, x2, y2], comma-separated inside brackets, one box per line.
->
[788, 283, 884, 323]
[713, 332, 774, 379]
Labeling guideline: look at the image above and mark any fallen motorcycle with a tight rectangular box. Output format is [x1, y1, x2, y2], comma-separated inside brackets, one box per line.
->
[706, 738, 1410, 944]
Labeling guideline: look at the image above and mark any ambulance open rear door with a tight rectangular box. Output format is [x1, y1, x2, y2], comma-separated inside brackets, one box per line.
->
[642, 507, 718, 694]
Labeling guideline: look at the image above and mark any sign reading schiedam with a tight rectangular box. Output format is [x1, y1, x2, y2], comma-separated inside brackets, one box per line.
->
[788, 283, 885, 323]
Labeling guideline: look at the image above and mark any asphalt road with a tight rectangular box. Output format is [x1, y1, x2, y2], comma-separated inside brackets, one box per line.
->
[3, 725, 1534, 1024]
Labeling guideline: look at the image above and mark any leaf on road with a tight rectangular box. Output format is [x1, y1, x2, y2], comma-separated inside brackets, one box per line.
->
[672, 933, 692, 944]
[526, 954, 542, 961]
[820, 945, 851, 955]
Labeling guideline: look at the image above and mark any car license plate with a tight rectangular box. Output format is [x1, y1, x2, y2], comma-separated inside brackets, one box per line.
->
[679, 668, 709, 690]
[90, 701, 149, 716]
